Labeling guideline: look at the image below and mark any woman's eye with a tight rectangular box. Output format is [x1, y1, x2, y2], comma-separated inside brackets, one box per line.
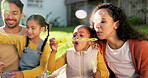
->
[101, 21, 106, 23]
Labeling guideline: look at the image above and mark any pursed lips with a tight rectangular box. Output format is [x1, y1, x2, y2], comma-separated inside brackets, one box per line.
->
[96, 31, 102, 35]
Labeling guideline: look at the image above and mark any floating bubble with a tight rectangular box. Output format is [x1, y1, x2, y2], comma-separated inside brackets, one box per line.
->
[75, 10, 87, 19]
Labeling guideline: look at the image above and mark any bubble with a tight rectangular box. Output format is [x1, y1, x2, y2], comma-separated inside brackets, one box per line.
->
[75, 10, 87, 19]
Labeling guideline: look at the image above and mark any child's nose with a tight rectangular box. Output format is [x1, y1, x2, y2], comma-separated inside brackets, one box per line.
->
[75, 35, 80, 39]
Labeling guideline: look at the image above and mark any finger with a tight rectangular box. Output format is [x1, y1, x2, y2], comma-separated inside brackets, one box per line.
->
[48, 75, 57, 78]
[0, 62, 6, 66]
[9, 72, 16, 75]
[50, 38, 56, 42]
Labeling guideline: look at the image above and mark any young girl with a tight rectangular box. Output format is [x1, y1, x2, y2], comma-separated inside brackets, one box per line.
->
[48, 25, 109, 78]
[90, 3, 148, 78]
[0, 14, 51, 78]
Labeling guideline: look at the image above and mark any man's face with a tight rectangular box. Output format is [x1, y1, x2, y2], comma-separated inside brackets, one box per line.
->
[2, 3, 24, 28]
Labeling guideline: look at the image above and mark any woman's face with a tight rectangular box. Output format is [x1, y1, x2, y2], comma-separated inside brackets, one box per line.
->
[72, 27, 92, 51]
[93, 9, 118, 40]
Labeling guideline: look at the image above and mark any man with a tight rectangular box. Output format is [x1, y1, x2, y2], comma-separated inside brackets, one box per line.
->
[0, 0, 26, 73]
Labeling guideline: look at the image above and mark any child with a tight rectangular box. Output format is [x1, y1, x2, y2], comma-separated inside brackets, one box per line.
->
[48, 25, 109, 78]
[0, 14, 51, 78]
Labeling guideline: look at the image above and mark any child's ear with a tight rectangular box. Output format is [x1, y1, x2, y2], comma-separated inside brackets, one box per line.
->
[41, 27, 45, 32]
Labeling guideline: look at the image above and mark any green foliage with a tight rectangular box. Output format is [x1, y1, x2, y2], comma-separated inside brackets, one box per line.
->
[135, 25, 148, 33]
[45, 12, 61, 27]
[128, 17, 142, 25]
[40, 26, 75, 59]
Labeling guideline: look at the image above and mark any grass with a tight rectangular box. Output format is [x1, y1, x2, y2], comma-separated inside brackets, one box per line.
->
[135, 25, 148, 33]
[40, 25, 148, 59]
[40, 26, 75, 59]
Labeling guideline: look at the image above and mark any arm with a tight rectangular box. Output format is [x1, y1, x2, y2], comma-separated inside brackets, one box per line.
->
[48, 38, 67, 72]
[133, 41, 148, 78]
[0, 32, 22, 44]
[97, 51, 110, 78]
[48, 52, 66, 72]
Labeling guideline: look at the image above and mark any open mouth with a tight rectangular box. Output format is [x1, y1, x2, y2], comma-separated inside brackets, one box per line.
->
[73, 41, 79, 45]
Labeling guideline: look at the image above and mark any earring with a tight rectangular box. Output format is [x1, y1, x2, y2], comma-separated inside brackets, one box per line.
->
[114, 27, 117, 29]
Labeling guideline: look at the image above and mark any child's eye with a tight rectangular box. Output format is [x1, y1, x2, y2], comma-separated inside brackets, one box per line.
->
[32, 28, 35, 30]
[73, 34, 76, 37]
[80, 35, 83, 37]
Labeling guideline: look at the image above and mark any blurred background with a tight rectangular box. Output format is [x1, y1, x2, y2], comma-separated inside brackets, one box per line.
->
[0, 0, 147, 26]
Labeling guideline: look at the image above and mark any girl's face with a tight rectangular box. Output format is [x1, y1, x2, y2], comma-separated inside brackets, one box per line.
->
[26, 20, 44, 39]
[93, 9, 118, 40]
[72, 27, 92, 51]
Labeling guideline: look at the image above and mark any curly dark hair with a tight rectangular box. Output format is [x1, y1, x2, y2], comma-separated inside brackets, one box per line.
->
[90, 3, 148, 41]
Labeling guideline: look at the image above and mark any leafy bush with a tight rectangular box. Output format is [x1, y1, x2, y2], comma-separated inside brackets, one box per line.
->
[128, 17, 142, 25]
[45, 12, 61, 27]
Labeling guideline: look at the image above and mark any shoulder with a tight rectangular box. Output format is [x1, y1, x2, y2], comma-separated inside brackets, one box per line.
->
[66, 48, 75, 52]
[129, 39, 148, 48]
[0, 26, 5, 33]
[129, 40, 148, 56]
[20, 25, 26, 29]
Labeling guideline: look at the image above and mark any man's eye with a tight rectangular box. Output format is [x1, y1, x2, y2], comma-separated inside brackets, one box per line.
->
[13, 13, 18, 15]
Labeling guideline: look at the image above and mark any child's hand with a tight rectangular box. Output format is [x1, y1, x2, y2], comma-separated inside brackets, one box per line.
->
[7, 71, 24, 78]
[48, 75, 57, 78]
[49, 38, 58, 53]
[0, 62, 6, 75]
[92, 70, 101, 78]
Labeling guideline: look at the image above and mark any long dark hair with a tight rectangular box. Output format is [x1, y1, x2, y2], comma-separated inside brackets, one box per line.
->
[90, 3, 148, 41]
[24, 14, 51, 53]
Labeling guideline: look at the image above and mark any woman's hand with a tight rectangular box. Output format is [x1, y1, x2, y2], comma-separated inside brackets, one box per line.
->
[92, 70, 101, 78]
[49, 38, 58, 53]
[8, 71, 24, 78]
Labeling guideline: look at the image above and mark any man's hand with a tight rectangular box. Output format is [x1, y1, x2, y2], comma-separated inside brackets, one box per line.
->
[8, 71, 24, 78]
[0, 62, 6, 75]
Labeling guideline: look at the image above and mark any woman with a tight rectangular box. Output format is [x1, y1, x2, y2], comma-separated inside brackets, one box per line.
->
[90, 3, 148, 78]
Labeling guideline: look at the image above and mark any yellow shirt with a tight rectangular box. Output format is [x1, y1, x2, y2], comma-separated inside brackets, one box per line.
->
[0, 26, 26, 72]
[0, 33, 51, 78]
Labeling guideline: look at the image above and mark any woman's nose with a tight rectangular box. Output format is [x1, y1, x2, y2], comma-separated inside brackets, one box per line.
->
[94, 23, 100, 28]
